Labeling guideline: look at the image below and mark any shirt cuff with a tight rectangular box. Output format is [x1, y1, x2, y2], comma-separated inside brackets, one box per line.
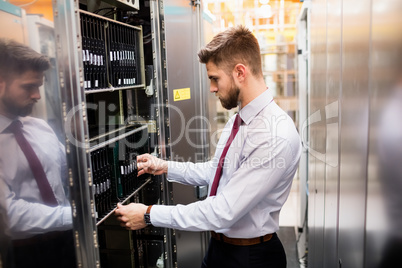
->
[167, 161, 188, 181]
[149, 205, 173, 228]
[62, 206, 73, 227]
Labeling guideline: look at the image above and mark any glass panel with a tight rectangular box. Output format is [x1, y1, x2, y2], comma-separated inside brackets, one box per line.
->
[0, 0, 76, 267]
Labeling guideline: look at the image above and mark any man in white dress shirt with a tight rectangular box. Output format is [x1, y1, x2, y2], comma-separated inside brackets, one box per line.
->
[115, 25, 301, 267]
[0, 38, 75, 268]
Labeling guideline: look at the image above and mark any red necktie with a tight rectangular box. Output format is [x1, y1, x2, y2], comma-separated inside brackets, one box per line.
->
[209, 114, 242, 196]
[8, 120, 58, 206]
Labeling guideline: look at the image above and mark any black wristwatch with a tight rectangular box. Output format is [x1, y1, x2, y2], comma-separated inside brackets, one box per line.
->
[144, 205, 153, 225]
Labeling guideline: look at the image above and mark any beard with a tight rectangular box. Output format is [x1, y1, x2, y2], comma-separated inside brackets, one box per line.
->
[2, 99, 34, 117]
[219, 82, 240, 110]
[1, 86, 35, 117]
[17, 103, 35, 117]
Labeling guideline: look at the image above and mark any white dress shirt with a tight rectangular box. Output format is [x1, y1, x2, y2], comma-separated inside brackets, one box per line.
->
[0, 115, 72, 239]
[151, 90, 302, 238]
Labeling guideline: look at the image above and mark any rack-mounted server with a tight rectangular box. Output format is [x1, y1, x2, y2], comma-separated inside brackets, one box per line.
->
[90, 125, 150, 222]
[80, 10, 145, 91]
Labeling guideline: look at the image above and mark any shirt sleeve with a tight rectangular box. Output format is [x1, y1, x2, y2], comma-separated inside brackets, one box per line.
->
[167, 160, 215, 187]
[3, 181, 73, 238]
[151, 133, 299, 233]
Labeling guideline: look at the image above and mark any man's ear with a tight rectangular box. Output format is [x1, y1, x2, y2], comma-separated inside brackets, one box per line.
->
[233, 64, 246, 81]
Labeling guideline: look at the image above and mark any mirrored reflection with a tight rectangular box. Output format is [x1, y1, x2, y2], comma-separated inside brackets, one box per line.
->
[0, 0, 76, 267]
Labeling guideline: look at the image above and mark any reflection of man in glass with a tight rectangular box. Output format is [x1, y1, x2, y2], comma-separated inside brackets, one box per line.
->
[0, 38, 76, 268]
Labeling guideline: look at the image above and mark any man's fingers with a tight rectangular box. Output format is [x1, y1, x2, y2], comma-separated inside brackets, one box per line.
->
[137, 161, 148, 171]
[137, 153, 151, 163]
[137, 154, 167, 176]
[136, 153, 146, 162]
[115, 203, 124, 216]
[115, 209, 121, 216]
[137, 157, 157, 176]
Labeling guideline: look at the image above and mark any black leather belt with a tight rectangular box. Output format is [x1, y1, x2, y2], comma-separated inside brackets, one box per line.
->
[210, 231, 273, 246]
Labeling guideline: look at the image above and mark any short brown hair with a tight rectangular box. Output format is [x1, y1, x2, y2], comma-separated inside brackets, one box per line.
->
[0, 38, 50, 79]
[198, 25, 262, 77]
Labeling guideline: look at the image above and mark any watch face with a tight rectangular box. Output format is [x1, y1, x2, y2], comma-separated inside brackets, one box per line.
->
[144, 214, 151, 225]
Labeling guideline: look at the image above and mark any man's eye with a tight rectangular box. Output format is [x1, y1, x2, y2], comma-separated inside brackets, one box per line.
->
[24, 85, 38, 91]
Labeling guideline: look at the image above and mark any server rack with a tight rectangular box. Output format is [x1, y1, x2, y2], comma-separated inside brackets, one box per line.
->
[1, 0, 213, 267]
[52, 0, 175, 267]
[162, 0, 214, 266]
[303, 0, 402, 267]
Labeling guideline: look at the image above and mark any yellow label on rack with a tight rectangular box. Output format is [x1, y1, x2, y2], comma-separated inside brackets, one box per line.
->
[173, 87, 191, 101]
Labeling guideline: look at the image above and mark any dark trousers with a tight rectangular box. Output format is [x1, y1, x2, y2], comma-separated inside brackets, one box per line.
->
[12, 230, 77, 268]
[201, 233, 286, 268]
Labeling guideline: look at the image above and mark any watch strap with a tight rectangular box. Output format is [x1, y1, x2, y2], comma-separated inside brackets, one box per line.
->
[146, 205, 153, 214]
[144, 205, 153, 225]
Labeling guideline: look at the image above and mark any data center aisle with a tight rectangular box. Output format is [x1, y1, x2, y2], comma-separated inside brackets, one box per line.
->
[278, 179, 301, 268]
[278, 227, 299, 268]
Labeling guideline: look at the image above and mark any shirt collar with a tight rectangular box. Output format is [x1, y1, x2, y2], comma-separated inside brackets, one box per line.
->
[0, 115, 23, 133]
[238, 89, 274, 125]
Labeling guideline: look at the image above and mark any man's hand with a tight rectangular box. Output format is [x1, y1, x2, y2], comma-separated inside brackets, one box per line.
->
[115, 203, 148, 230]
[137, 153, 168, 176]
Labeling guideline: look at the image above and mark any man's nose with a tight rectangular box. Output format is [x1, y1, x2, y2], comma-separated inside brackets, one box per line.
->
[210, 84, 218, 93]
[32, 87, 41, 100]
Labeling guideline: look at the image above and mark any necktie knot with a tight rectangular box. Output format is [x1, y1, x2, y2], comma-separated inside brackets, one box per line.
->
[8, 120, 23, 133]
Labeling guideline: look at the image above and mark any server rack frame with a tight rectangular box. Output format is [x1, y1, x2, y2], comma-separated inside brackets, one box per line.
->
[52, 0, 175, 267]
